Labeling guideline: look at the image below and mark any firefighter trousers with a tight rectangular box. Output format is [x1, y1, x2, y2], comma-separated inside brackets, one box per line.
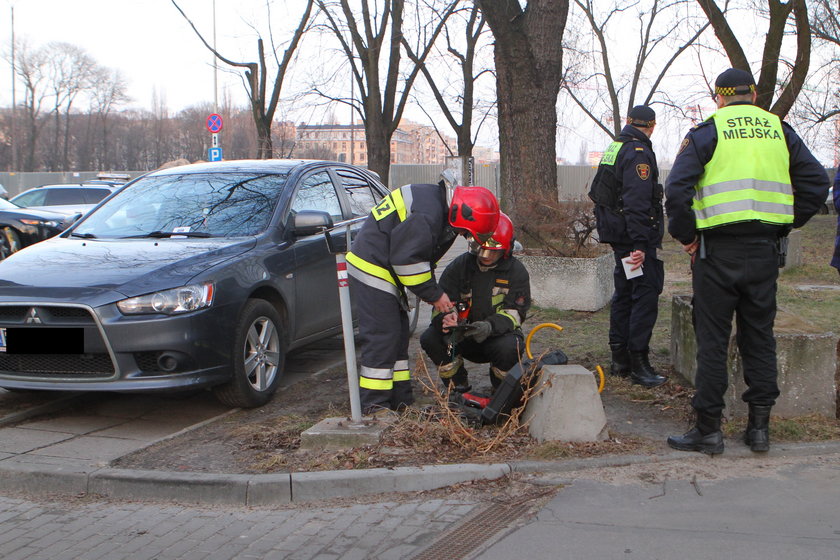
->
[349, 278, 412, 413]
[691, 235, 780, 417]
[420, 326, 524, 388]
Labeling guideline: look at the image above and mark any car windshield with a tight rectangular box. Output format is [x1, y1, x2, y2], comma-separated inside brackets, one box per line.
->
[72, 172, 289, 238]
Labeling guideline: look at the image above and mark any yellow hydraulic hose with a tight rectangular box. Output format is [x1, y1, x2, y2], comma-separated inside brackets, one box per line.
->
[524, 322, 605, 393]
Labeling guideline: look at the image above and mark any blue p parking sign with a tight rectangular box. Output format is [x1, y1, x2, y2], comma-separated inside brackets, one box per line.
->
[208, 147, 223, 162]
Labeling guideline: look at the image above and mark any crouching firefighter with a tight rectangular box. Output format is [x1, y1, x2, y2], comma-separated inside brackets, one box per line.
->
[346, 182, 500, 414]
[420, 213, 531, 393]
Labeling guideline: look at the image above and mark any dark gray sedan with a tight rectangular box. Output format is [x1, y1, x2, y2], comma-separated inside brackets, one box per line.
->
[0, 160, 387, 407]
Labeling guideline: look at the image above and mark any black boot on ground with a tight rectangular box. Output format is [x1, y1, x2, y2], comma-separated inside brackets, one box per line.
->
[744, 404, 771, 452]
[629, 351, 667, 388]
[440, 365, 471, 394]
[667, 412, 724, 455]
[609, 343, 631, 378]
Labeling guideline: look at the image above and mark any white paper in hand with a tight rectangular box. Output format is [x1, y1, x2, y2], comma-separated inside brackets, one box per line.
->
[622, 256, 643, 279]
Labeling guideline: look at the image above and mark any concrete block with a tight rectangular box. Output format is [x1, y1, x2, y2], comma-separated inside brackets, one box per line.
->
[670, 294, 838, 418]
[290, 463, 510, 502]
[0, 456, 92, 495]
[88, 468, 251, 504]
[522, 364, 609, 442]
[519, 253, 612, 311]
[246, 473, 293, 506]
[299, 415, 395, 451]
[783, 228, 803, 269]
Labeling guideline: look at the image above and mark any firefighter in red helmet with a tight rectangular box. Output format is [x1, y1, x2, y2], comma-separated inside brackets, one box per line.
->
[420, 213, 531, 393]
[347, 181, 500, 414]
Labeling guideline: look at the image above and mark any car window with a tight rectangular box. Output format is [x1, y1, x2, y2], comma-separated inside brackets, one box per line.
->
[11, 190, 46, 207]
[73, 172, 290, 238]
[335, 169, 383, 217]
[83, 188, 113, 204]
[290, 171, 343, 220]
[44, 188, 87, 206]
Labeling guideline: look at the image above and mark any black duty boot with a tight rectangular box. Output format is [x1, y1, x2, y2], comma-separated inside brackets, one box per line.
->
[667, 412, 725, 455]
[744, 404, 771, 452]
[629, 351, 667, 388]
[609, 343, 631, 378]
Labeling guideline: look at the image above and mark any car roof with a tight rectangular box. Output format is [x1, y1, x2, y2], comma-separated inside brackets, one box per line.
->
[146, 159, 376, 178]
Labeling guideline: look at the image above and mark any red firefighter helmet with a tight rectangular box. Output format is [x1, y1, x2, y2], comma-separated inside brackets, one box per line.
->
[479, 212, 514, 258]
[448, 186, 500, 244]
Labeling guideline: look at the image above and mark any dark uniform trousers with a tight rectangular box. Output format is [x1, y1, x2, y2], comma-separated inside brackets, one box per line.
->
[609, 249, 664, 353]
[692, 235, 780, 417]
[350, 278, 412, 412]
[420, 327, 524, 385]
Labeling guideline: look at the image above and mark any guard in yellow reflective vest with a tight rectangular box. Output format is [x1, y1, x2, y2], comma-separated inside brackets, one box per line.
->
[665, 68, 829, 455]
[347, 182, 500, 414]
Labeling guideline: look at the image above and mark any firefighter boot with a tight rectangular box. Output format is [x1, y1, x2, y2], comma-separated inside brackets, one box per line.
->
[629, 351, 667, 388]
[439, 358, 470, 393]
[667, 412, 724, 455]
[609, 343, 631, 378]
[744, 404, 771, 452]
[489, 366, 507, 392]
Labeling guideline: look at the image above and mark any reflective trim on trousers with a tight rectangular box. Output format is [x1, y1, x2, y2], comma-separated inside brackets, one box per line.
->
[360, 377, 393, 391]
[347, 260, 400, 298]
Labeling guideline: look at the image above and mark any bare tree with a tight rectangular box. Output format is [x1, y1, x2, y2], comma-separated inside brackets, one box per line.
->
[563, 0, 709, 139]
[80, 67, 130, 169]
[172, 0, 315, 159]
[315, 0, 456, 185]
[14, 41, 51, 172]
[42, 43, 98, 170]
[697, 0, 811, 118]
[476, 0, 570, 222]
[403, 3, 495, 182]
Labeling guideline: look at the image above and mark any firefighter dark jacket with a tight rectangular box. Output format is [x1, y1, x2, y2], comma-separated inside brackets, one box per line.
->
[431, 252, 531, 336]
[591, 124, 664, 252]
[347, 183, 457, 304]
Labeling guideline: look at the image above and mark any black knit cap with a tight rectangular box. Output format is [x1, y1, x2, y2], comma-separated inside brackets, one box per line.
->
[715, 68, 756, 96]
[627, 105, 656, 127]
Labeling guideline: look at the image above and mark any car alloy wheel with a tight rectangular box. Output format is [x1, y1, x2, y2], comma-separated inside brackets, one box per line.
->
[214, 299, 287, 408]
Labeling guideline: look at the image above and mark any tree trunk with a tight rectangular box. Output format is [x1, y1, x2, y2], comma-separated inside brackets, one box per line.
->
[255, 117, 273, 159]
[478, 0, 569, 223]
[366, 118, 392, 188]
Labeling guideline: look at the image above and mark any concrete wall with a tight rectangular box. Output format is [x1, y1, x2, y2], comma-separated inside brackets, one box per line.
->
[520, 253, 613, 311]
[670, 294, 838, 419]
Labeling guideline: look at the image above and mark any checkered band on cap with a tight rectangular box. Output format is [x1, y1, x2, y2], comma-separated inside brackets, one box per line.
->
[715, 84, 756, 96]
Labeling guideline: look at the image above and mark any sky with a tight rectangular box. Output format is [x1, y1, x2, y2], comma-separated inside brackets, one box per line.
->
[1, 0, 276, 113]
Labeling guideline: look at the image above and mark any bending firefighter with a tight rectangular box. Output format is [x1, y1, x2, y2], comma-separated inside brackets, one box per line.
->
[347, 182, 500, 414]
[420, 213, 531, 393]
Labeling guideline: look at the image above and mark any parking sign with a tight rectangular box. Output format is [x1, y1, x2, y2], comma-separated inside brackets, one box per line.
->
[208, 147, 223, 162]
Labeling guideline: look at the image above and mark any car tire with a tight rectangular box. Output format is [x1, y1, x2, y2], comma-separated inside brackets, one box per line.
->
[213, 299, 287, 408]
[0, 228, 21, 260]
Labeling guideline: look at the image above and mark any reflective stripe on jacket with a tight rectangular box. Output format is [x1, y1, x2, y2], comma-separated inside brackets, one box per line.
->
[347, 183, 456, 303]
[694, 105, 793, 230]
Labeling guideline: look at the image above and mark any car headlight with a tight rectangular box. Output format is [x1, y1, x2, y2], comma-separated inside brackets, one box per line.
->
[117, 283, 215, 315]
[20, 218, 61, 228]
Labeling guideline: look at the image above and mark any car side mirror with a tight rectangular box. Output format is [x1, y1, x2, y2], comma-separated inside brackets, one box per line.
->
[291, 210, 334, 237]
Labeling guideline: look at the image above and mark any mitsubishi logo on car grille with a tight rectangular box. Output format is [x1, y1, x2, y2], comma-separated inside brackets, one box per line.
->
[25, 307, 43, 324]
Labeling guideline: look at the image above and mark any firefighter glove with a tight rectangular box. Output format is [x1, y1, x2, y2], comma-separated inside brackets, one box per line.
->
[465, 321, 492, 343]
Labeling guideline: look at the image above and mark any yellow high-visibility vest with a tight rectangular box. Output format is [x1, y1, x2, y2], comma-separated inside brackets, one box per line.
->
[693, 104, 793, 230]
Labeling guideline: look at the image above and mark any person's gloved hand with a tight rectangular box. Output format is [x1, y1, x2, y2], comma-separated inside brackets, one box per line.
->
[464, 321, 492, 343]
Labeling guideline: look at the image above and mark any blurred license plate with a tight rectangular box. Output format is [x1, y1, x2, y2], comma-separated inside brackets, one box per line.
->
[0, 328, 84, 354]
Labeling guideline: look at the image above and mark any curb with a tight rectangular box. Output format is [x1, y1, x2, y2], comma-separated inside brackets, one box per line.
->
[2, 441, 839, 505]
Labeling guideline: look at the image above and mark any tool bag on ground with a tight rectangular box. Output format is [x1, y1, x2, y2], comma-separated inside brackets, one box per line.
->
[450, 350, 568, 426]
